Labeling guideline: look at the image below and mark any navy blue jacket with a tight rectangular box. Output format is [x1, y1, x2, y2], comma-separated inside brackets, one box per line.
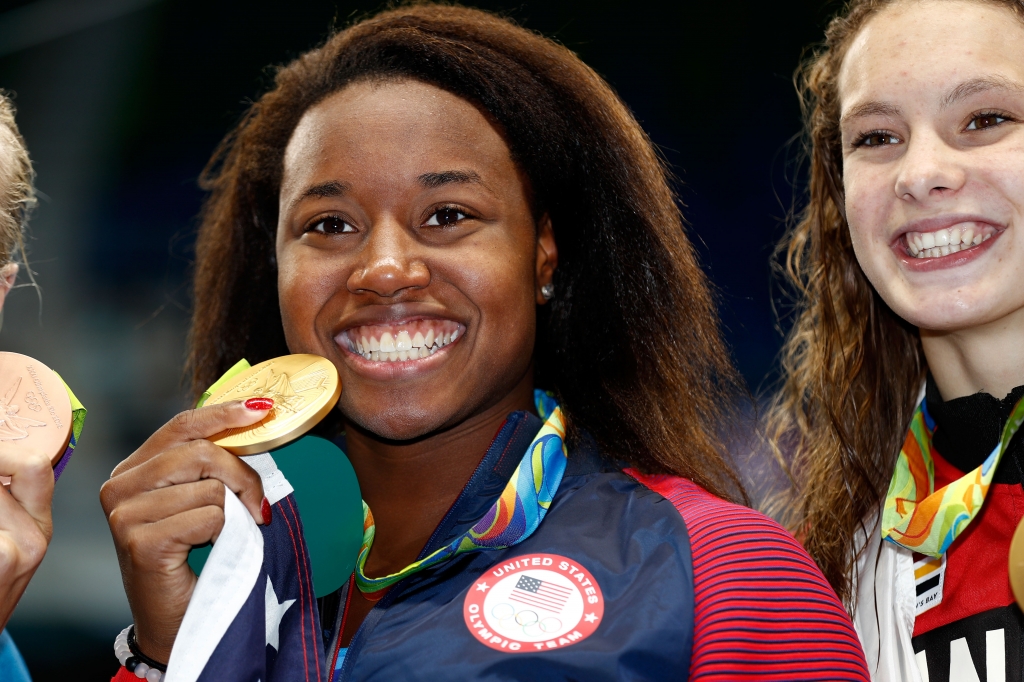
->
[323, 411, 869, 681]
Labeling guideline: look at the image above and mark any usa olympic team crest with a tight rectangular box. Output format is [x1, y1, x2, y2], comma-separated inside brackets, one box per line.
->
[463, 553, 604, 653]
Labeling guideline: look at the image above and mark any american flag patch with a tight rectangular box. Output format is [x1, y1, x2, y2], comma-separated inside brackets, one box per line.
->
[509, 574, 573, 613]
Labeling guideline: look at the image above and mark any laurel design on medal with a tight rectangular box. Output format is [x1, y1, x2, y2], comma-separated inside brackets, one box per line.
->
[0, 352, 74, 484]
[205, 354, 341, 455]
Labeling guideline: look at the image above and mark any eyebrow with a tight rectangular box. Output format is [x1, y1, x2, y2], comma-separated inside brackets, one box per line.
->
[418, 169, 482, 188]
[300, 181, 350, 199]
[842, 76, 1024, 125]
[942, 75, 1024, 108]
[840, 100, 903, 125]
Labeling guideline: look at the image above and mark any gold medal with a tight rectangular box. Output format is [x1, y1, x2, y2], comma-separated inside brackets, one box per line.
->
[205, 354, 341, 455]
[1010, 518, 1024, 610]
[0, 352, 74, 483]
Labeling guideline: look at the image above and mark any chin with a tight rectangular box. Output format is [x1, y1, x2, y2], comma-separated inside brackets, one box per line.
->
[889, 295, 1014, 333]
[342, 400, 449, 442]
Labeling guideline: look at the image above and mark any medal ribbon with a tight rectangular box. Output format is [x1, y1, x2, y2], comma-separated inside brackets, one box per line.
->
[882, 392, 1024, 557]
[51, 375, 86, 481]
[355, 389, 568, 598]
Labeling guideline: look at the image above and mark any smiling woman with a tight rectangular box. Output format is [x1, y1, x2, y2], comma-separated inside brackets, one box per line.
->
[100, 4, 868, 681]
[768, 1, 1024, 681]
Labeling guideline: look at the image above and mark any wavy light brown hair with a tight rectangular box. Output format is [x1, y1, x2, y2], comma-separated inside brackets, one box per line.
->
[769, 0, 1024, 608]
[187, 3, 748, 502]
[0, 92, 33, 268]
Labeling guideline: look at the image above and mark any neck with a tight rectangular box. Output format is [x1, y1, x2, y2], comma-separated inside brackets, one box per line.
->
[921, 306, 1024, 401]
[343, 374, 535, 576]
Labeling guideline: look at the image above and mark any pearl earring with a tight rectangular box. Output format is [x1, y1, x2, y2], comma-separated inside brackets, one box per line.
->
[541, 283, 555, 301]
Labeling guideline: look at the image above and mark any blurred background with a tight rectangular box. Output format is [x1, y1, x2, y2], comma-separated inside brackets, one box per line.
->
[0, 0, 840, 678]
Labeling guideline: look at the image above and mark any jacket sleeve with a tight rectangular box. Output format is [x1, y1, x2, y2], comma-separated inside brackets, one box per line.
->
[627, 471, 870, 681]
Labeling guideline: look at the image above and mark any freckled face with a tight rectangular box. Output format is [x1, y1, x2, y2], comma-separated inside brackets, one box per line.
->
[276, 80, 552, 440]
[838, 1, 1024, 332]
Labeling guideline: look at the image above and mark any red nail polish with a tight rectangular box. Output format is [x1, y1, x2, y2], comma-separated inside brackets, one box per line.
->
[261, 497, 272, 525]
[245, 397, 274, 411]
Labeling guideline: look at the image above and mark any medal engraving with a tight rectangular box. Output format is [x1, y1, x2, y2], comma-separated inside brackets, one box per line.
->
[205, 355, 341, 455]
[0, 377, 46, 440]
[0, 353, 75, 482]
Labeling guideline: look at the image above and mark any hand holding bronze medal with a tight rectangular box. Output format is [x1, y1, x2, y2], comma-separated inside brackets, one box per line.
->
[0, 352, 73, 486]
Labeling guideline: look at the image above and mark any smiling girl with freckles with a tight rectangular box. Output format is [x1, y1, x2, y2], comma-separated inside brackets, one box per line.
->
[769, 1, 1024, 681]
[101, 5, 868, 681]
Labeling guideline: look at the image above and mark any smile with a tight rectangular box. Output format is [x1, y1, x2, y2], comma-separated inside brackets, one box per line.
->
[904, 222, 997, 259]
[338, 319, 465, 362]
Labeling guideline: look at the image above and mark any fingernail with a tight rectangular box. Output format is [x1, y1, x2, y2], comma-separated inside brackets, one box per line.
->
[245, 397, 274, 411]
[261, 497, 272, 525]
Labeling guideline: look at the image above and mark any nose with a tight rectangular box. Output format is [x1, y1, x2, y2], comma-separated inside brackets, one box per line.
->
[347, 219, 430, 297]
[893, 133, 966, 203]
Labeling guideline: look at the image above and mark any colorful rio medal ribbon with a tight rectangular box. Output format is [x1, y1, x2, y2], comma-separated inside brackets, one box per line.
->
[882, 393, 1024, 557]
[0, 351, 86, 485]
[200, 355, 341, 454]
[355, 390, 569, 600]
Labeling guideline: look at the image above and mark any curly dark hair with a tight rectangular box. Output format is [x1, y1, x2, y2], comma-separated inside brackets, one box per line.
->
[768, 0, 1024, 608]
[188, 2, 748, 503]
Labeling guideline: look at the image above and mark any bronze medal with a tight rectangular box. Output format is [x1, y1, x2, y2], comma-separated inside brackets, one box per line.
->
[205, 354, 341, 455]
[0, 352, 74, 484]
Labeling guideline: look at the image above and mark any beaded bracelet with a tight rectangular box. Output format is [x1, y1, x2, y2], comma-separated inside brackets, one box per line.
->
[114, 625, 167, 681]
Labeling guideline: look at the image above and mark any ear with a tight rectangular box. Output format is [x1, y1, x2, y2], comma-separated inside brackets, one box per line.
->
[534, 214, 558, 305]
[0, 263, 17, 310]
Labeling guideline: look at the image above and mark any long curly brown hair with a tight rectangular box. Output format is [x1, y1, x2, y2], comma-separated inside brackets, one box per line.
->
[187, 3, 748, 503]
[768, 0, 1024, 609]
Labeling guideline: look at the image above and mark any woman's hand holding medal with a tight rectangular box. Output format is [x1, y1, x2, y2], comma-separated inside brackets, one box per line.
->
[99, 400, 271, 665]
[0, 445, 54, 630]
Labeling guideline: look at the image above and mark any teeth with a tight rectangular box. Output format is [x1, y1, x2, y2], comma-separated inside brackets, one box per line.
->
[346, 322, 466, 363]
[905, 223, 998, 259]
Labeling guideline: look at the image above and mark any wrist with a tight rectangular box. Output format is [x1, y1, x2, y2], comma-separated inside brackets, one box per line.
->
[130, 625, 171, 667]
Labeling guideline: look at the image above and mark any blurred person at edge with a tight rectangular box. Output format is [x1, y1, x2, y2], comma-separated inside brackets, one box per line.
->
[0, 93, 52, 682]
[101, 5, 869, 681]
[768, 1, 1024, 681]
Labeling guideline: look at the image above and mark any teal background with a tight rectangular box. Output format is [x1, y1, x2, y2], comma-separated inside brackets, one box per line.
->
[187, 435, 363, 598]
